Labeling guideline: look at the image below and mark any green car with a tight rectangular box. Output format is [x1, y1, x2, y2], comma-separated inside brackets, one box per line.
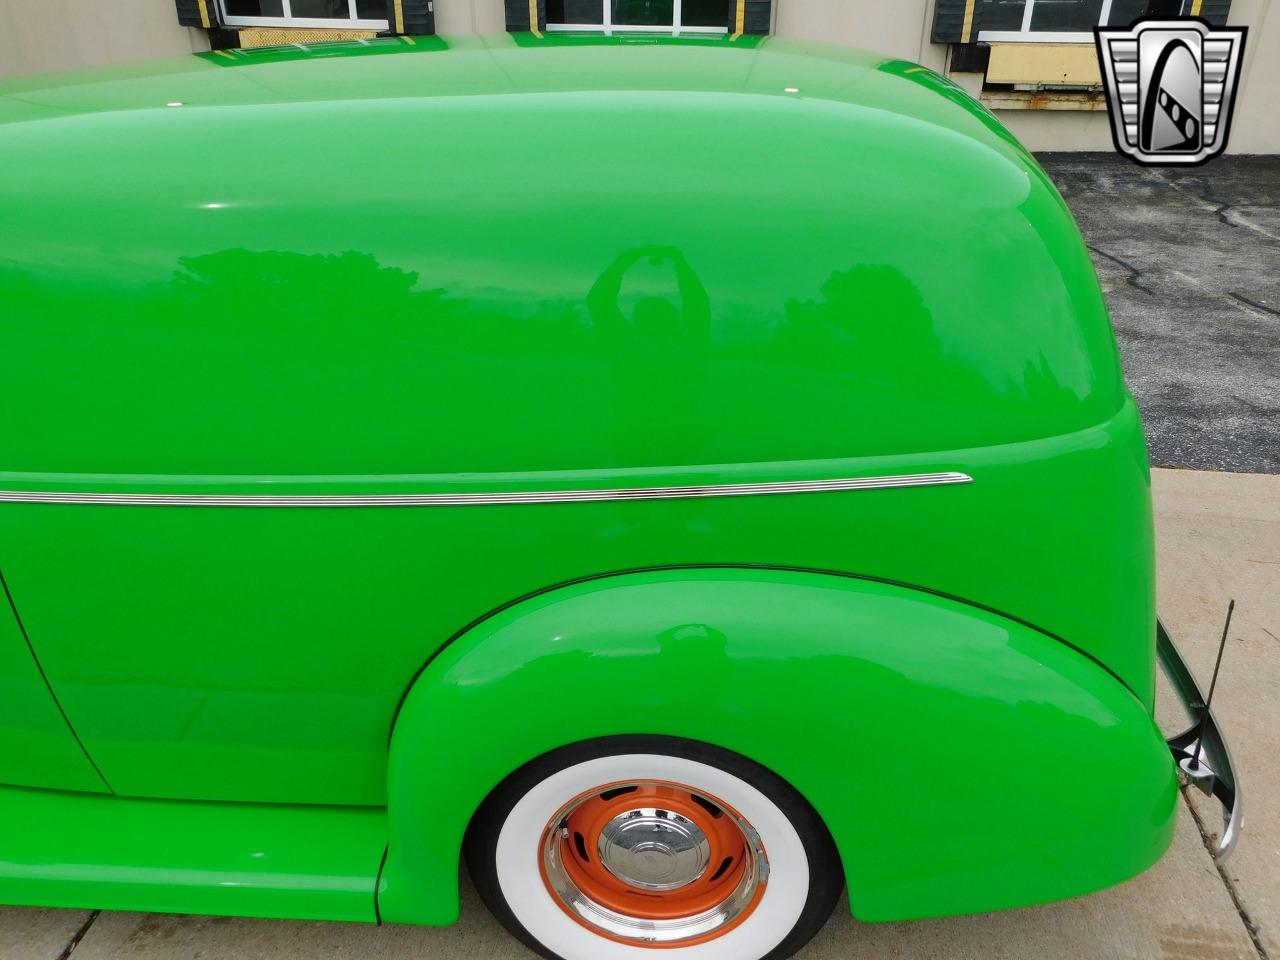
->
[0, 32, 1239, 960]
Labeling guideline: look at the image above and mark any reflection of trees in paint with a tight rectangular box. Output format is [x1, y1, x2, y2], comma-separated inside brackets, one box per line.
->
[588, 246, 713, 465]
[779, 264, 956, 388]
[779, 264, 1081, 429]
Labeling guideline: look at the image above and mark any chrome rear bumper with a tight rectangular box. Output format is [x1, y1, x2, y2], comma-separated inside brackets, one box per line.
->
[1157, 619, 1242, 859]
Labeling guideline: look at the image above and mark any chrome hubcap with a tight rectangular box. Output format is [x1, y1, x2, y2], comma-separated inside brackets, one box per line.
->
[597, 808, 712, 891]
[539, 779, 769, 946]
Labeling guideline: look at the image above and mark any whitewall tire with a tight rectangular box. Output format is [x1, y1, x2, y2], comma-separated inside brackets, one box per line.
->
[465, 736, 843, 960]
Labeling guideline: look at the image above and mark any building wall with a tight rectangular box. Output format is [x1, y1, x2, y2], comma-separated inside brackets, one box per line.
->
[1224, 0, 1279, 155]
[765, 0, 1277, 154]
[445, 0, 1278, 153]
[0, 0, 1274, 153]
[980, 0, 1275, 152]
[0, 0, 207, 80]
[433, 0, 506, 36]
[773, 0, 946, 70]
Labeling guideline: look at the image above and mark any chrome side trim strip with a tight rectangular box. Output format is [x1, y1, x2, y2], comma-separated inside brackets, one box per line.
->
[0, 472, 972, 507]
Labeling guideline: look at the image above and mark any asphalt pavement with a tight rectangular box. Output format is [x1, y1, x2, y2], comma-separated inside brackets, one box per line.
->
[1041, 153, 1280, 474]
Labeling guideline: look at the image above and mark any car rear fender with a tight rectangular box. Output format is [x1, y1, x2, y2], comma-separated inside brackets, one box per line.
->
[379, 567, 1176, 925]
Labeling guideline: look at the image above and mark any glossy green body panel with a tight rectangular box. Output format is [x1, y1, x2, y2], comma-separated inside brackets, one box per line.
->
[0, 404, 1151, 804]
[0, 33, 1164, 925]
[0, 36, 1124, 479]
[0, 578, 106, 792]
[0, 783, 383, 921]
[383, 569, 1176, 925]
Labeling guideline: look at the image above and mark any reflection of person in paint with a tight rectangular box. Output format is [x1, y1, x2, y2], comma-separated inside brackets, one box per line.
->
[587, 246, 712, 466]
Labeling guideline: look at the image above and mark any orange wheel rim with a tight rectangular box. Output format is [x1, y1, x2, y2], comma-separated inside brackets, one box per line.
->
[539, 779, 768, 947]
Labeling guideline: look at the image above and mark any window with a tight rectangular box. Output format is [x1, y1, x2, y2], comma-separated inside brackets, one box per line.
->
[218, 0, 389, 29]
[933, 0, 1229, 44]
[978, 0, 1196, 43]
[546, 0, 733, 35]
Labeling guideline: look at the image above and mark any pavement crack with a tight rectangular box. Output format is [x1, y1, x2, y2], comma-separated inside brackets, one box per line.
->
[1229, 293, 1280, 318]
[1211, 200, 1280, 241]
[1087, 243, 1156, 296]
[55, 910, 99, 960]
[1169, 268, 1280, 323]
[1182, 787, 1272, 960]
[1143, 167, 1280, 241]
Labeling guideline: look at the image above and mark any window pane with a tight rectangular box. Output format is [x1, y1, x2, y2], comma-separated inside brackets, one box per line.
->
[682, 0, 730, 27]
[1106, 0, 1183, 25]
[355, 0, 387, 19]
[978, 0, 1027, 31]
[550, 0, 605, 23]
[225, 0, 285, 15]
[612, 0, 674, 26]
[289, 0, 352, 18]
[1029, 0, 1104, 30]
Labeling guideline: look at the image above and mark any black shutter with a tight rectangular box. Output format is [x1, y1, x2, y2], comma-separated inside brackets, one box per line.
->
[174, 0, 216, 28]
[949, 42, 991, 72]
[505, 0, 547, 32]
[933, 0, 968, 42]
[933, 0, 1029, 43]
[387, 0, 436, 35]
[726, 0, 770, 34]
[1197, 0, 1234, 25]
[744, 0, 771, 34]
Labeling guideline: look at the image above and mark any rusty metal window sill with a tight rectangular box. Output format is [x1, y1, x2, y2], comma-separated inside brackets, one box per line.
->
[980, 90, 1110, 111]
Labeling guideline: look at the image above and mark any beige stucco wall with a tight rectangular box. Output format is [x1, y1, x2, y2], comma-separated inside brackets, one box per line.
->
[773, 0, 947, 70]
[0, 0, 208, 79]
[433, 0, 506, 36]
[0, 0, 1274, 153]
[765, 0, 1276, 154]
[1222, 0, 1278, 154]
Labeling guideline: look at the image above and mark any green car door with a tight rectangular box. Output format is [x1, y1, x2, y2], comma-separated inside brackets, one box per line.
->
[0, 576, 105, 793]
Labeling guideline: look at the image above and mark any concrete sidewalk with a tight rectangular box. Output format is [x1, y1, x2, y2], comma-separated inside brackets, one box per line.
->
[4, 466, 1277, 959]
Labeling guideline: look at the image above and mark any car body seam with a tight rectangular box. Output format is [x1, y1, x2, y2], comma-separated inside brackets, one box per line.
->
[385, 562, 1141, 745]
[0, 567, 115, 793]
